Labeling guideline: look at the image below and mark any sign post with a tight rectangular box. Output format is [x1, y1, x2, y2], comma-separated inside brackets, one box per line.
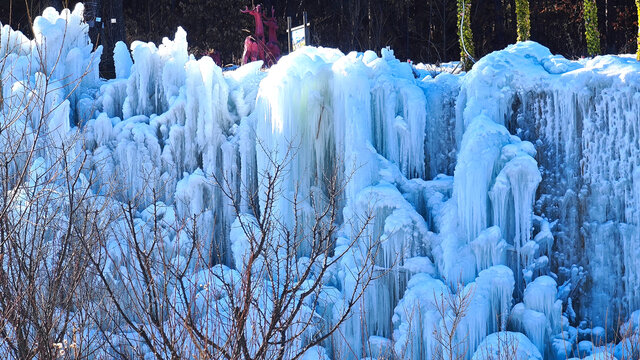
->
[287, 16, 292, 53]
[287, 12, 311, 53]
[303, 11, 308, 45]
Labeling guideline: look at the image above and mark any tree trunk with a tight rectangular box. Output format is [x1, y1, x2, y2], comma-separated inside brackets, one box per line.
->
[494, 0, 505, 48]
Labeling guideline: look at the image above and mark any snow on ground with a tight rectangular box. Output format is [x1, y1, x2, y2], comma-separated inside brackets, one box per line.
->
[3, 4, 640, 359]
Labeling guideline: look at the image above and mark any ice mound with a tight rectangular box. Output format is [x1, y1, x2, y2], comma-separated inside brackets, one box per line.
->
[472, 331, 542, 360]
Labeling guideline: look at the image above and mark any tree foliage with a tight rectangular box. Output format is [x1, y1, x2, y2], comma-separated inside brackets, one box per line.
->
[515, 0, 531, 41]
[1, 1, 639, 73]
[584, 0, 601, 56]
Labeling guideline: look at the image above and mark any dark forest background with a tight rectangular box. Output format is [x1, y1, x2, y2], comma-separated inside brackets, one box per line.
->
[1, 0, 638, 77]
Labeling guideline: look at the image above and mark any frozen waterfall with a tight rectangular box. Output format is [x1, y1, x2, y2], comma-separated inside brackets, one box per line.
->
[4, 5, 640, 358]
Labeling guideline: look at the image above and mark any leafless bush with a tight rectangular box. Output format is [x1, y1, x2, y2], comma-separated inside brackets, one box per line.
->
[432, 283, 474, 360]
[76, 136, 385, 359]
[0, 7, 104, 359]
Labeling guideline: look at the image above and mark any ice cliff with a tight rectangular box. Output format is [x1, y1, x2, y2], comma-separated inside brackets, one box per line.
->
[3, 4, 640, 359]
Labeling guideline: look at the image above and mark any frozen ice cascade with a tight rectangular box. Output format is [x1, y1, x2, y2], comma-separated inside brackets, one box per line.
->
[4, 4, 640, 359]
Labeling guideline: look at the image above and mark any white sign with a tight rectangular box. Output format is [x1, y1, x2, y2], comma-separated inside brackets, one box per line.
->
[291, 26, 306, 50]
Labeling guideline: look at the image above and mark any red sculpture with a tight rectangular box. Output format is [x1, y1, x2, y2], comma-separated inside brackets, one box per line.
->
[241, 4, 281, 67]
[263, 7, 281, 66]
[241, 5, 264, 64]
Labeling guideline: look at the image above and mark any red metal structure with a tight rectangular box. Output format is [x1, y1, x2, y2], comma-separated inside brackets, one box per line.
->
[241, 4, 281, 67]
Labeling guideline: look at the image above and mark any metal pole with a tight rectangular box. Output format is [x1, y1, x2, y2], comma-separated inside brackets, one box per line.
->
[287, 16, 292, 53]
[303, 11, 308, 46]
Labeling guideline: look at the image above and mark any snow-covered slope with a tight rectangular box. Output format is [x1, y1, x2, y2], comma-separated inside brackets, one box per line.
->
[3, 4, 640, 359]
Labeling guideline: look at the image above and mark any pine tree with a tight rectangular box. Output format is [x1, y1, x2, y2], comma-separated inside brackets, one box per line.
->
[457, 0, 475, 70]
[584, 0, 601, 56]
[515, 0, 531, 41]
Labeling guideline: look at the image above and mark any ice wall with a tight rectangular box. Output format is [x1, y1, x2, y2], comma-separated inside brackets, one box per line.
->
[421, 73, 460, 178]
[251, 47, 447, 358]
[233, 41, 551, 359]
[436, 79, 542, 294]
[1, 4, 101, 188]
[87, 28, 267, 264]
[8, 4, 640, 357]
[468, 42, 640, 327]
[86, 33, 462, 357]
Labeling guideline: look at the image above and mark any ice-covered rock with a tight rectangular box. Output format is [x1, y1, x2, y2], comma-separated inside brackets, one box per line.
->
[472, 332, 542, 360]
[470, 226, 508, 274]
[523, 276, 558, 319]
[508, 276, 563, 356]
[583, 352, 618, 360]
[393, 273, 450, 360]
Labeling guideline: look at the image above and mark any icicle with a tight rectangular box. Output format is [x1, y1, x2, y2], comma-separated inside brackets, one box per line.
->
[454, 114, 511, 243]
[523, 276, 557, 319]
[470, 226, 508, 274]
[114, 41, 133, 79]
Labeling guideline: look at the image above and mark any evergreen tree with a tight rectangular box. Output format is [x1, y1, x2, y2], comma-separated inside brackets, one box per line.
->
[584, 0, 601, 56]
[3, 0, 640, 64]
[515, 0, 531, 41]
[457, 0, 475, 70]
